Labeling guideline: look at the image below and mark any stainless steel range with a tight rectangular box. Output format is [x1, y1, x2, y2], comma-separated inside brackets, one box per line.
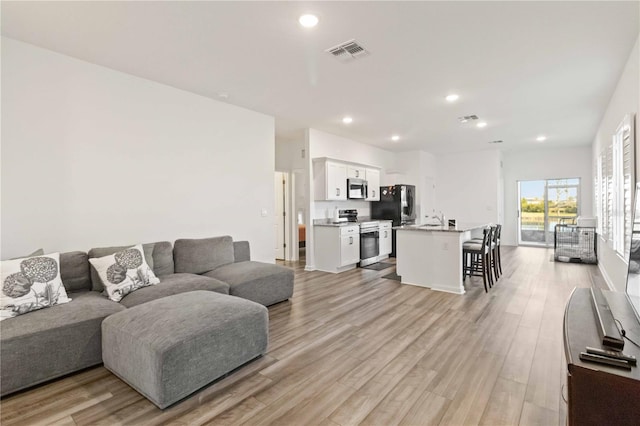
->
[358, 221, 380, 266]
[340, 210, 380, 267]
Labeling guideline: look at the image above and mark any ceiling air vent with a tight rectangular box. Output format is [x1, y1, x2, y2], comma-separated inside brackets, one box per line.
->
[326, 39, 370, 63]
[489, 140, 503, 144]
[458, 115, 479, 123]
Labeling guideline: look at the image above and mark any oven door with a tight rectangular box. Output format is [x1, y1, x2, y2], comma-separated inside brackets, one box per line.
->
[360, 229, 380, 260]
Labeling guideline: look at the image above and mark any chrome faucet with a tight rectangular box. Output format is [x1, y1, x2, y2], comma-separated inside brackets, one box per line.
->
[425, 212, 445, 225]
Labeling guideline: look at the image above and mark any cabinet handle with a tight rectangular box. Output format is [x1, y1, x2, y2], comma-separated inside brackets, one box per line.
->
[336, 188, 340, 196]
[356, 170, 359, 178]
[349, 236, 353, 244]
[373, 190, 376, 198]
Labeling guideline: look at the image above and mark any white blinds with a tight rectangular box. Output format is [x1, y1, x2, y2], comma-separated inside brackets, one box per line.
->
[595, 114, 635, 258]
[606, 143, 613, 241]
[622, 116, 634, 257]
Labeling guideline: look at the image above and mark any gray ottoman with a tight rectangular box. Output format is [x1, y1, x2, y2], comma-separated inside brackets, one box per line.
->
[101, 290, 268, 409]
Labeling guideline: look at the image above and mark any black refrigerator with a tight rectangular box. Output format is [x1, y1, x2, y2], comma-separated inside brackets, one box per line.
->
[370, 185, 416, 257]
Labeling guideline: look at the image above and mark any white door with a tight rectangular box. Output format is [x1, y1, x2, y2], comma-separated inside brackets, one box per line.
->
[275, 172, 286, 260]
[379, 225, 392, 255]
[327, 162, 347, 200]
[340, 234, 360, 266]
[365, 168, 381, 201]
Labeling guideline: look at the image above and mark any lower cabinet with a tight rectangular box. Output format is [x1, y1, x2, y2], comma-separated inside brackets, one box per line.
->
[314, 225, 360, 273]
[379, 222, 392, 256]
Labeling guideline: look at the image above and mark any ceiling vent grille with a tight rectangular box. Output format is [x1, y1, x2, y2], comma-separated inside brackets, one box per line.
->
[458, 115, 479, 123]
[489, 140, 504, 144]
[326, 39, 370, 63]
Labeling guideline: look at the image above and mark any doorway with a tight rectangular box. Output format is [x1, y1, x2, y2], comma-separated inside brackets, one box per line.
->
[518, 178, 580, 246]
[274, 172, 287, 260]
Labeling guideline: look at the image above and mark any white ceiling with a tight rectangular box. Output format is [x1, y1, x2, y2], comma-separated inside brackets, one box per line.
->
[2, 1, 638, 153]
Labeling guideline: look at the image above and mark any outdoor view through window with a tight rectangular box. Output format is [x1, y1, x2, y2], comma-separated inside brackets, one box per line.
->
[519, 178, 580, 246]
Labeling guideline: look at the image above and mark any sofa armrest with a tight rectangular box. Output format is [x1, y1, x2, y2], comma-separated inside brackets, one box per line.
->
[233, 241, 251, 262]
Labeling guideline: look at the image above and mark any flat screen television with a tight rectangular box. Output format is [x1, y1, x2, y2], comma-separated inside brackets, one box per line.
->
[625, 182, 640, 322]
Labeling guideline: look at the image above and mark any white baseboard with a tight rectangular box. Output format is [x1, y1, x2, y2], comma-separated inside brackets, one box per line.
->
[598, 262, 616, 291]
[304, 264, 316, 272]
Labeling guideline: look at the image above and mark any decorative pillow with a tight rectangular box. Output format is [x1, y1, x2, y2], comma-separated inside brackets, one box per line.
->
[89, 244, 160, 302]
[1, 253, 71, 321]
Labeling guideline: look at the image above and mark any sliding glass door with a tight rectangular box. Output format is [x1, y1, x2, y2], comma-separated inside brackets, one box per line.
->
[518, 178, 580, 246]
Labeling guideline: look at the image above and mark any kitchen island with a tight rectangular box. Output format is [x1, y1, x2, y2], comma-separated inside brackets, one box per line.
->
[394, 223, 489, 294]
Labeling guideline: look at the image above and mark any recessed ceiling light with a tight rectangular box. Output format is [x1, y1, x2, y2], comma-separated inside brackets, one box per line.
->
[342, 116, 353, 124]
[477, 121, 487, 128]
[536, 135, 547, 142]
[446, 94, 459, 102]
[391, 135, 400, 142]
[299, 14, 319, 28]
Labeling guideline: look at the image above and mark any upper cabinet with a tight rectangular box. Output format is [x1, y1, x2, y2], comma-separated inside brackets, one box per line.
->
[347, 166, 366, 179]
[365, 168, 380, 201]
[314, 159, 347, 200]
[313, 158, 381, 202]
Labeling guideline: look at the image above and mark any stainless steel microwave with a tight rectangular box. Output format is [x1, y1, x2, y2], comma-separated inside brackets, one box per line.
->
[347, 178, 368, 199]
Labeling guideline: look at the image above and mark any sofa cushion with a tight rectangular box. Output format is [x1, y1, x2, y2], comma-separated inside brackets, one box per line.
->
[0, 290, 125, 396]
[1, 253, 72, 321]
[233, 241, 251, 263]
[173, 236, 234, 274]
[60, 251, 91, 292]
[118, 273, 229, 308]
[151, 241, 174, 276]
[203, 261, 293, 306]
[89, 245, 160, 302]
[88, 241, 173, 292]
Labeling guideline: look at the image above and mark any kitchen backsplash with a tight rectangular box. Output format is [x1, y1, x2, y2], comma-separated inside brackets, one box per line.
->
[314, 200, 371, 220]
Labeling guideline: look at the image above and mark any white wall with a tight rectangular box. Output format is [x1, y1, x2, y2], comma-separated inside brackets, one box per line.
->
[502, 146, 594, 247]
[393, 151, 437, 221]
[592, 35, 640, 292]
[435, 150, 503, 226]
[1, 38, 276, 262]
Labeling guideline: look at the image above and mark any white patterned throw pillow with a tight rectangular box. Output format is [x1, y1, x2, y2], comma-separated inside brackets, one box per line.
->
[89, 244, 160, 302]
[1, 253, 71, 321]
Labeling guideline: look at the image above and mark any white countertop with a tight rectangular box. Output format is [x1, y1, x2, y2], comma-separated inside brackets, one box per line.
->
[314, 219, 393, 228]
[393, 222, 490, 233]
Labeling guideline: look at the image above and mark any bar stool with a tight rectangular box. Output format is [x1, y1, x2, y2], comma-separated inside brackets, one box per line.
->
[462, 226, 493, 292]
[494, 224, 502, 277]
[470, 224, 502, 282]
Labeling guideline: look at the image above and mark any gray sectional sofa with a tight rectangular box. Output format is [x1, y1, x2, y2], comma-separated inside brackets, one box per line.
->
[0, 236, 293, 398]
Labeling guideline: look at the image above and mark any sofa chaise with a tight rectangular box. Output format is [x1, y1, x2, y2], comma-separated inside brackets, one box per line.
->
[0, 236, 293, 398]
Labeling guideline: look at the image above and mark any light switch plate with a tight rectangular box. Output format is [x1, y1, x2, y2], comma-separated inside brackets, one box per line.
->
[261, 208, 268, 217]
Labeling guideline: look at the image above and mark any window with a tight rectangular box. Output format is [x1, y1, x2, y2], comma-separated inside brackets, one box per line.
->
[596, 114, 635, 258]
[518, 178, 580, 247]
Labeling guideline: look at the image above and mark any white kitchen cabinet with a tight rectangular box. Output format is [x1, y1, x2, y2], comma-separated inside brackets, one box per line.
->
[379, 221, 392, 256]
[365, 168, 381, 201]
[314, 159, 347, 201]
[314, 225, 360, 273]
[340, 231, 361, 266]
[347, 166, 366, 179]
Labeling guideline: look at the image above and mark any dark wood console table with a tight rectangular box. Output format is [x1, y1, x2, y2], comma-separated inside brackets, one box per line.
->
[563, 288, 640, 425]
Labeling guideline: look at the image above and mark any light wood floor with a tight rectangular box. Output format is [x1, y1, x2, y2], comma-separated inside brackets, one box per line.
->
[0, 246, 607, 425]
